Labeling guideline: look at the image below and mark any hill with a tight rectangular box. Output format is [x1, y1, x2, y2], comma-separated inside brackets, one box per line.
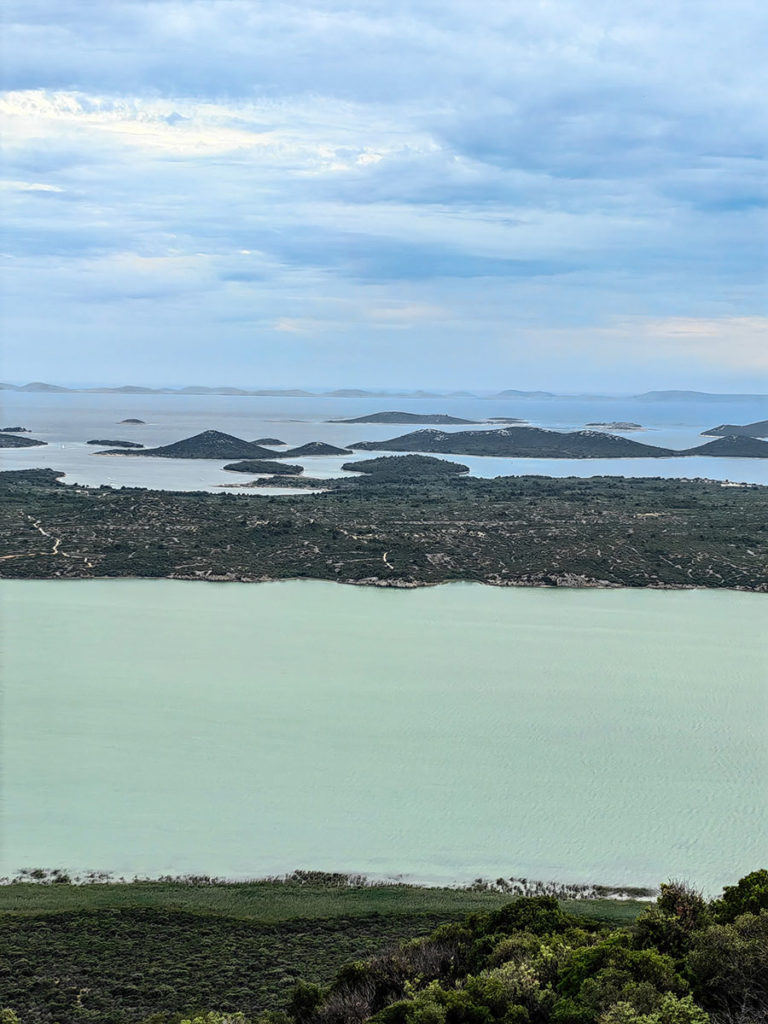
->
[682, 436, 768, 458]
[702, 419, 768, 438]
[330, 412, 479, 425]
[279, 441, 352, 457]
[96, 430, 280, 459]
[351, 426, 674, 458]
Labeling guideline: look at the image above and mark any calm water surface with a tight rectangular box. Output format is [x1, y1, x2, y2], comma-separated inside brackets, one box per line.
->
[3, 392, 768, 488]
[1, 581, 765, 891]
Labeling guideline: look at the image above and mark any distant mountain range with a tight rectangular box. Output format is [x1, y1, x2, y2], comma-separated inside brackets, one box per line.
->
[2, 382, 766, 400]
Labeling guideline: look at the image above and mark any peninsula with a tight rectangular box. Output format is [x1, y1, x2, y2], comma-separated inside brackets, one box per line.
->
[1, 469, 765, 591]
[681, 436, 768, 458]
[702, 418, 768, 438]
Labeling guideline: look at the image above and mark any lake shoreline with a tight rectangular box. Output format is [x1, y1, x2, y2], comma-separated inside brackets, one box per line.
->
[14, 571, 766, 593]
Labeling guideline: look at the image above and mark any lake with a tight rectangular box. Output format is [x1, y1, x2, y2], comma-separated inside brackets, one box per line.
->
[2, 391, 768, 488]
[1, 580, 765, 893]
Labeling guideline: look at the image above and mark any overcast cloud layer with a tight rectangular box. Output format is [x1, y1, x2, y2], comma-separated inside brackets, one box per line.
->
[1, 0, 766, 390]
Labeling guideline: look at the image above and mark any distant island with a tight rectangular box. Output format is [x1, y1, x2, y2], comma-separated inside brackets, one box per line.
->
[702, 419, 768, 438]
[0, 426, 31, 433]
[86, 439, 145, 448]
[4, 381, 767, 400]
[223, 460, 303, 475]
[253, 437, 286, 445]
[119, 418, 145, 424]
[585, 421, 644, 431]
[350, 427, 672, 459]
[329, 411, 480, 425]
[0, 433, 46, 448]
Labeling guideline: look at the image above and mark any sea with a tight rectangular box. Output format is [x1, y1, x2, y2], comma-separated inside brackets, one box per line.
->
[2, 390, 768, 489]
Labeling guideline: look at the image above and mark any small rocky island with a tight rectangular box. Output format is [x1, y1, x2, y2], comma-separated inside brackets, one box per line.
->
[223, 460, 303, 475]
[0, 433, 46, 448]
[585, 422, 644, 431]
[86, 439, 145, 448]
[0, 426, 31, 433]
[329, 411, 479, 425]
[119, 418, 145, 424]
[702, 418, 768, 438]
[252, 437, 286, 446]
[350, 426, 673, 458]
[343, 454, 470, 479]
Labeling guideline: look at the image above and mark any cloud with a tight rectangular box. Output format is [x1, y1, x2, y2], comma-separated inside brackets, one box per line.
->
[1, 1, 766, 388]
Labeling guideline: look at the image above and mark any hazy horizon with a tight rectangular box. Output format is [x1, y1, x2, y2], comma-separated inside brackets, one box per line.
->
[4, 379, 768, 398]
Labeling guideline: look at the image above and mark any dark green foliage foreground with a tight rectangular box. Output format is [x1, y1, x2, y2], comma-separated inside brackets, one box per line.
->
[1, 470, 766, 589]
[0, 872, 766, 1024]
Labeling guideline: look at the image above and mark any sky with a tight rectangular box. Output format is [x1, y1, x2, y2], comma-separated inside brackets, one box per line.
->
[1, 0, 766, 392]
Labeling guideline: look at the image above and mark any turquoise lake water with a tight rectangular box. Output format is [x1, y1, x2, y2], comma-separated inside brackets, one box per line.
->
[1, 580, 765, 892]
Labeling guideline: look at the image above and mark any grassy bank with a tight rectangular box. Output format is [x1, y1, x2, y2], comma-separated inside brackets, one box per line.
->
[0, 878, 647, 925]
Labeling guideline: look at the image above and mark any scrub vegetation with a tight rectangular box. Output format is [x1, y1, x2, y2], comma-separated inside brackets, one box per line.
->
[1, 469, 766, 591]
[0, 871, 765, 1024]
